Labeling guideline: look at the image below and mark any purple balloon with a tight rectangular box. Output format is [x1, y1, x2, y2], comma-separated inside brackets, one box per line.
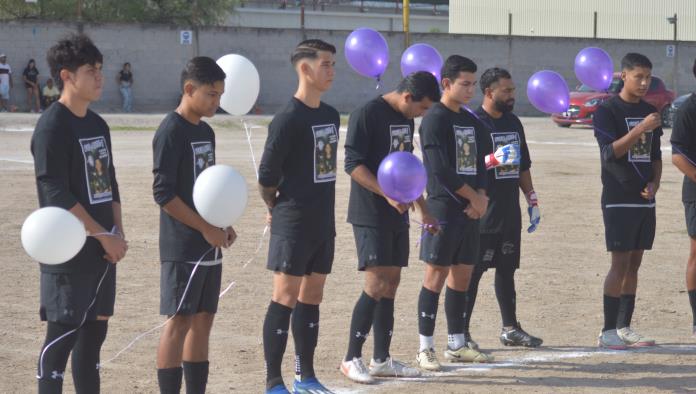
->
[527, 70, 570, 114]
[345, 28, 389, 79]
[575, 47, 614, 91]
[377, 152, 427, 204]
[400, 43, 443, 82]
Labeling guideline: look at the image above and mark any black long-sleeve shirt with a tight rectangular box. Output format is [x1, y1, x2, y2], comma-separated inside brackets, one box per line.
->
[258, 98, 339, 240]
[152, 112, 219, 263]
[31, 102, 119, 273]
[670, 93, 696, 202]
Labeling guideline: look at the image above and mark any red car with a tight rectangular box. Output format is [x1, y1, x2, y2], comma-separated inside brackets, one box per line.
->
[551, 73, 675, 128]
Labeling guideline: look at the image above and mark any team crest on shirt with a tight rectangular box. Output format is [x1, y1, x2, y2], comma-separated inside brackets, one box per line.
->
[491, 132, 521, 179]
[312, 124, 338, 183]
[78, 136, 113, 205]
[191, 141, 214, 179]
[454, 126, 477, 175]
[389, 125, 412, 153]
[625, 118, 652, 163]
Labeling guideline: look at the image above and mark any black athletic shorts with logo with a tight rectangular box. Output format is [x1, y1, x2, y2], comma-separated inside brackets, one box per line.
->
[353, 225, 409, 271]
[160, 262, 221, 316]
[684, 201, 696, 238]
[478, 228, 522, 271]
[420, 217, 479, 266]
[602, 206, 656, 251]
[266, 234, 334, 276]
[40, 264, 116, 325]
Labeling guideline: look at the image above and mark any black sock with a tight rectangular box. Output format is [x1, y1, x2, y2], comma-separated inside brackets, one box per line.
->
[445, 287, 467, 336]
[38, 322, 79, 394]
[71, 320, 108, 394]
[157, 367, 183, 394]
[689, 290, 696, 326]
[373, 297, 394, 363]
[603, 295, 621, 332]
[465, 267, 484, 333]
[292, 302, 320, 380]
[616, 294, 636, 329]
[495, 268, 517, 327]
[183, 361, 209, 394]
[418, 287, 440, 337]
[345, 292, 378, 361]
[263, 301, 293, 389]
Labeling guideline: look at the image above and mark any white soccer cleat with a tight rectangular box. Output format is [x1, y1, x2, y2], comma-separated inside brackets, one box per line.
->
[598, 329, 628, 350]
[340, 357, 374, 384]
[369, 357, 421, 377]
[617, 327, 655, 347]
[415, 348, 441, 371]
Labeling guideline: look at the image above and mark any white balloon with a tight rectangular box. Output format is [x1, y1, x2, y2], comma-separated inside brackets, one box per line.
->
[216, 54, 260, 116]
[21, 207, 87, 265]
[193, 165, 248, 228]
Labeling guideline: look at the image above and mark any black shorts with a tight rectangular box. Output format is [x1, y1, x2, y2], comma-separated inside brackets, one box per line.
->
[353, 225, 409, 270]
[420, 218, 479, 267]
[266, 234, 334, 276]
[40, 265, 116, 325]
[602, 207, 656, 251]
[478, 230, 521, 271]
[684, 201, 696, 238]
[160, 262, 221, 316]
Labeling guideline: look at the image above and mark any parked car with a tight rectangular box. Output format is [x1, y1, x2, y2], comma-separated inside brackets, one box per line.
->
[664, 93, 691, 128]
[551, 73, 675, 128]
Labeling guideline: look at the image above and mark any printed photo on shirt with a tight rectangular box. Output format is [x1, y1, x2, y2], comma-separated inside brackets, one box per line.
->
[491, 132, 520, 179]
[191, 141, 215, 179]
[625, 118, 652, 163]
[312, 124, 339, 183]
[454, 126, 477, 175]
[79, 136, 113, 204]
[389, 125, 413, 153]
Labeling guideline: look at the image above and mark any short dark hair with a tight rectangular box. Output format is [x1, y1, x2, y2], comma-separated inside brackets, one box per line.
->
[123, 62, 130, 67]
[621, 53, 652, 71]
[479, 67, 512, 93]
[290, 39, 336, 66]
[441, 55, 477, 82]
[46, 33, 103, 90]
[396, 71, 441, 102]
[180, 56, 226, 90]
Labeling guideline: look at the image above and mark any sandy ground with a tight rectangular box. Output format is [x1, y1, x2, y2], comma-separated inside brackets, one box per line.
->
[1, 112, 696, 393]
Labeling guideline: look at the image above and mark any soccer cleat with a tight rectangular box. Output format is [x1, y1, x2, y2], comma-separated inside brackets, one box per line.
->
[500, 322, 543, 347]
[464, 331, 479, 350]
[266, 384, 291, 394]
[415, 348, 441, 371]
[616, 327, 656, 347]
[340, 357, 374, 384]
[598, 329, 628, 350]
[444, 346, 494, 363]
[369, 357, 421, 377]
[292, 376, 334, 394]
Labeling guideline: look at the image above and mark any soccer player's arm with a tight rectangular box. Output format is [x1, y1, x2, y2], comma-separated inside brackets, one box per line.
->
[420, 118, 473, 202]
[645, 125, 663, 199]
[106, 131, 125, 239]
[258, 115, 292, 210]
[475, 128, 488, 195]
[671, 106, 696, 182]
[344, 109, 381, 195]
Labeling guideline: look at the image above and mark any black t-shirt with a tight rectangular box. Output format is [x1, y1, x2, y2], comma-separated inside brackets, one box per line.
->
[345, 96, 415, 229]
[258, 98, 339, 240]
[474, 107, 531, 233]
[671, 93, 696, 202]
[419, 102, 487, 221]
[152, 112, 218, 263]
[593, 95, 662, 207]
[24, 67, 38, 83]
[119, 70, 133, 83]
[31, 102, 120, 273]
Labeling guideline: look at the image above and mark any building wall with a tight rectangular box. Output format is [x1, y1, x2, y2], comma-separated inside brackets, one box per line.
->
[0, 21, 694, 115]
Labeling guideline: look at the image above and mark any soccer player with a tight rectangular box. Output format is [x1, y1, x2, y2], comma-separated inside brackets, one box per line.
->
[670, 58, 696, 336]
[593, 53, 662, 349]
[153, 57, 237, 394]
[340, 71, 441, 383]
[31, 33, 128, 394]
[463, 67, 543, 349]
[259, 39, 339, 394]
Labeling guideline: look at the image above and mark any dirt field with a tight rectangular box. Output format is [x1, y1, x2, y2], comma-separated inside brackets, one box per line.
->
[1, 112, 696, 393]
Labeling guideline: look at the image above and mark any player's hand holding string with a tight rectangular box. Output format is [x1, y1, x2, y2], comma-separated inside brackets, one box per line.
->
[203, 224, 231, 249]
[636, 113, 661, 134]
[95, 231, 128, 264]
[641, 182, 659, 200]
[465, 191, 489, 219]
[225, 226, 238, 246]
[385, 196, 411, 215]
[525, 190, 540, 233]
[420, 213, 441, 235]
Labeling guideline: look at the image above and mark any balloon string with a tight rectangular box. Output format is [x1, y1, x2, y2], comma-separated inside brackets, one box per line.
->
[241, 119, 260, 180]
[218, 224, 269, 298]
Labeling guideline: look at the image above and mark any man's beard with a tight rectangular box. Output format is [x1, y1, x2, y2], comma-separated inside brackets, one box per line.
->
[494, 98, 514, 113]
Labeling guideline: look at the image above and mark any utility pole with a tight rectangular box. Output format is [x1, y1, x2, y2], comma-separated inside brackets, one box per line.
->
[668, 13, 678, 95]
[403, 0, 410, 48]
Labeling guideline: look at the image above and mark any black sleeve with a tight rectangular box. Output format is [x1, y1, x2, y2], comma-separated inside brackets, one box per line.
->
[651, 126, 663, 161]
[344, 107, 371, 175]
[593, 105, 619, 162]
[258, 114, 293, 187]
[475, 128, 487, 190]
[31, 127, 79, 210]
[105, 130, 120, 203]
[152, 126, 183, 207]
[421, 117, 467, 193]
[671, 102, 696, 162]
[518, 120, 532, 172]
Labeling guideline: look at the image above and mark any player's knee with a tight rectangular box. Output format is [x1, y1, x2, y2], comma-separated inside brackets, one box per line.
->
[165, 315, 193, 337]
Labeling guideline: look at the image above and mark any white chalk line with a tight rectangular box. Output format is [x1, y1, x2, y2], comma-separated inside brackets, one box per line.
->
[0, 127, 34, 133]
[0, 157, 33, 164]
